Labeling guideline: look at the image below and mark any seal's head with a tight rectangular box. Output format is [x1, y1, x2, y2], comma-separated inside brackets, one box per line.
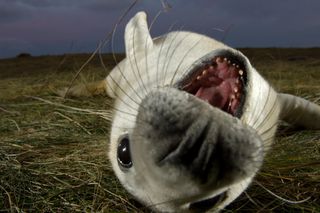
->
[106, 12, 280, 212]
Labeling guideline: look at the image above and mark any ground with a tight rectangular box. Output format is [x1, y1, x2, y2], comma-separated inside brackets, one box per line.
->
[0, 49, 319, 212]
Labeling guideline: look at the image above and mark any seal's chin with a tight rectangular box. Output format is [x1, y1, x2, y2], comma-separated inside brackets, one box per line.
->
[177, 53, 247, 118]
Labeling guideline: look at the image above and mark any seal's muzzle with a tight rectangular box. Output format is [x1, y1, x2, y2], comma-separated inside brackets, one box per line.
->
[131, 88, 263, 208]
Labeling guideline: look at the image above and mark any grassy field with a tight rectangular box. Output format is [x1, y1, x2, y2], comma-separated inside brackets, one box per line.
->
[0, 49, 319, 212]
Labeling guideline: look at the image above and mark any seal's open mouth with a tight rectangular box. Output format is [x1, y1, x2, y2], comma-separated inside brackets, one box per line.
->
[178, 52, 247, 118]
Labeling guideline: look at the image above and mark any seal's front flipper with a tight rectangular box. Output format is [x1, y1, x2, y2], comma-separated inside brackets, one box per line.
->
[278, 93, 320, 130]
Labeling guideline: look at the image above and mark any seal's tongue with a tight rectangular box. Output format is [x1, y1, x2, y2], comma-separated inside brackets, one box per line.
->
[195, 81, 232, 109]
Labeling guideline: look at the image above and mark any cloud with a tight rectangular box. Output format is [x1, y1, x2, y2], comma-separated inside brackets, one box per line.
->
[0, 0, 135, 58]
[80, 0, 133, 12]
[0, 38, 34, 57]
[0, 0, 320, 58]
[0, 0, 136, 24]
[3, 0, 133, 11]
[0, 1, 31, 23]
[9, 0, 82, 9]
[146, 0, 320, 47]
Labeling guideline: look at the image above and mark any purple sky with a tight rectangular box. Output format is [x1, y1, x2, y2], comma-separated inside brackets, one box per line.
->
[1, 0, 320, 58]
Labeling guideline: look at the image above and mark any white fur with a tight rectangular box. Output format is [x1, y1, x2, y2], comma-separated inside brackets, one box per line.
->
[103, 12, 320, 212]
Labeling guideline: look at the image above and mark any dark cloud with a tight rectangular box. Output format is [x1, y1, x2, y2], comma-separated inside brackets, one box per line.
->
[17, 0, 69, 8]
[147, 0, 320, 47]
[0, 38, 34, 57]
[2, 0, 134, 11]
[0, 0, 31, 23]
[80, 0, 133, 12]
[0, 0, 319, 58]
[0, 0, 137, 25]
[8, 0, 82, 9]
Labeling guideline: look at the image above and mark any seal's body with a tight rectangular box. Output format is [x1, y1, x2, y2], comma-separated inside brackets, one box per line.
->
[63, 12, 320, 212]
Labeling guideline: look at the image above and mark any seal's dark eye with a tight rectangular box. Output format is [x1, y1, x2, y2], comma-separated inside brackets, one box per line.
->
[117, 135, 132, 169]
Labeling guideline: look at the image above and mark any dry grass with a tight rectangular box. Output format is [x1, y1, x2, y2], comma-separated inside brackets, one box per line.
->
[0, 49, 319, 212]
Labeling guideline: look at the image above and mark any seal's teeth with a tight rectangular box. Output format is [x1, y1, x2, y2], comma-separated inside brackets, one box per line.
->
[239, 70, 244, 76]
[232, 63, 236, 67]
[202, 70, 207, 75]
[216, 57, 223, 63]
[209, 65, 214, 70]
[236, 65, 240, 68]
[230, 94, 236, 100]
[235, 78, 240, 84]
[227, 60, 231, 64]
[223, 57, 228, 62]
[196, 76, 201, 80]
[234, 87, 239, 93]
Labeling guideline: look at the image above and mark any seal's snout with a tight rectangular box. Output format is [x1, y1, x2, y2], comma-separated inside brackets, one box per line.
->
[132, 88, 263, 189]
[133, 88, 210, 168]
[159, 118, 219, 184]
[138, 87, 199, 134]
